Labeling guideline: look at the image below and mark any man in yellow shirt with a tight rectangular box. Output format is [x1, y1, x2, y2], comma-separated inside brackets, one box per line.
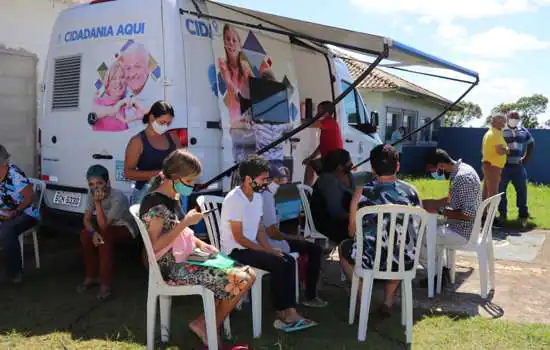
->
[482, 114, 508, 200]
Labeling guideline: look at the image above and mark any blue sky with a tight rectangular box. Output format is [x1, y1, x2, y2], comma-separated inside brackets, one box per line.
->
[216, 0, 550, 126]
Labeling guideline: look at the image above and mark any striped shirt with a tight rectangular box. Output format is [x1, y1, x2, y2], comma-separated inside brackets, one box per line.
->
[447, 160, 481, 240]
[503, 127, 534, 165]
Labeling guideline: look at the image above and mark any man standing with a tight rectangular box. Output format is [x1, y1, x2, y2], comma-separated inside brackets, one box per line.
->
[481, 114, 508, 200]
[302, 101, 343, 186]
[497, 111, 535, 227]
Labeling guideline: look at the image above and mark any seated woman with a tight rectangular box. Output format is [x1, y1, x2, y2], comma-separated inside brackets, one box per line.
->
[0, 145, 40, 284]
[79, 164, 137, 300]
[139, 149, 255, 348]
[310, 148, 355, 244]
[339, 144, 421, 317]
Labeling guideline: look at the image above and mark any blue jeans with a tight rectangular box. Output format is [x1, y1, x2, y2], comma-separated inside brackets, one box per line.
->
[498, 164, 528, 218]
[0, 214, 37, 278]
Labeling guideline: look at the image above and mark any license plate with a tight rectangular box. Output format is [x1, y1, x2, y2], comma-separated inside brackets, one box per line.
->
[53, 191, 82, 207]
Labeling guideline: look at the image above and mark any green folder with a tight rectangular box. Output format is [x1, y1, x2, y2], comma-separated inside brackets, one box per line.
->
[187, 253, 235, 269]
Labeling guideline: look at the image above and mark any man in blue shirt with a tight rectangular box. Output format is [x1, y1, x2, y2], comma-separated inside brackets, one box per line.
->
[497, 111, 535, 227]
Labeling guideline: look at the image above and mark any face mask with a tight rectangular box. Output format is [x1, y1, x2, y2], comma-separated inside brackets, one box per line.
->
[173, 181, 194, 197]
[251, 180, 267, 193]
[508, 119, 519, 128]
[430, 171, 445, 180]
[152, 121, 168, 135]
[344, 164, 353, 174]
[268, 182, 280, 195]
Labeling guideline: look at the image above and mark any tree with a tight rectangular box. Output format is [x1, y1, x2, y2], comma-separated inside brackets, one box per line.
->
[443, 101, 483, 127]
[488, 94, 548, 128]
[545, 119, 550, 128]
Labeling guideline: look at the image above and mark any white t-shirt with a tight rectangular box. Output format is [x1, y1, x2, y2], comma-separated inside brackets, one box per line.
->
[220, 187, 263, 254]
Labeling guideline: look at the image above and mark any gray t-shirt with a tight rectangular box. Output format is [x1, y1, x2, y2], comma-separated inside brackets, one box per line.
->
[260, 189, 290, 253]
[87, 188, 137, 238]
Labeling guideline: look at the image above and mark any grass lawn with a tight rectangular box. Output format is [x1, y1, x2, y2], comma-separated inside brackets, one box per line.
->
[406, 178, 550, 230]
[1, 237, 550, 350]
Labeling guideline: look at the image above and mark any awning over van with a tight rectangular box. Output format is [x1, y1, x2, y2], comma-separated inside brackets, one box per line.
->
[205, 0, 478, 80]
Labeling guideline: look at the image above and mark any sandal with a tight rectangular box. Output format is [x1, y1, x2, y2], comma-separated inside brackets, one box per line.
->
[96, 289, 112, 301]
[273, 318, 318, 333]
[76, 281, 98, 293]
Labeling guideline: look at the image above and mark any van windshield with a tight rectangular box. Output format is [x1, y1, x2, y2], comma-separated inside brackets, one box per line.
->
[341, 80, 370, 127]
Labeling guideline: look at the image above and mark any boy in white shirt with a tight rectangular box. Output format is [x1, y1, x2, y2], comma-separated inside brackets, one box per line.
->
[220, 155, 317, 332]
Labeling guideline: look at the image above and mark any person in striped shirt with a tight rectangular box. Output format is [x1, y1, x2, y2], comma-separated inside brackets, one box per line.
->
[497, 111, 535, 227]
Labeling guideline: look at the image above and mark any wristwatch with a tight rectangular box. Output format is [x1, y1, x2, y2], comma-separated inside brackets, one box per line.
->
[437, 207, 445, 215]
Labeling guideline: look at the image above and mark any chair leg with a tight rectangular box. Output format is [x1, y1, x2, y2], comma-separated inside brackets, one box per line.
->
[146, 292, 158, 350]
[32, 230, 40, 269]
[357, 275, 374, 342]
[401, 283, 406, 326]
[478, 250, 489, 299]
[18, 235, 24, 269]
[202, 291, 219, 350]
[448, 249, 456, 284]
[348, 274, 359, 324]
[487, 240, 496, 291]
[436, 247, 444, 294]
[223, 316, 232, 340]
[159, 295, 172, 343]
[251, 278, 263, 339]
[404, 280, 414, 344]
[294, 257, 300, 304]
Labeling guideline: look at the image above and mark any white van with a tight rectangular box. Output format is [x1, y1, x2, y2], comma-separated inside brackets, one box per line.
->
[39, 0, 382, 217]
[39, 0, 478, 220]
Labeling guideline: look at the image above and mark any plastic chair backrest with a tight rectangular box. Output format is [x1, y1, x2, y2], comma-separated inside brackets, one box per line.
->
[467, 193, 503, 247]
[196, 195, 225, 249]
[296, 184, 318, 235]
[27, 178, 46, 211]
[355, 204, 428, 276]
[129, 204, 164, 281]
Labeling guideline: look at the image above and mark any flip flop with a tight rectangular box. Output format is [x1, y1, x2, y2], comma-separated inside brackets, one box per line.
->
[76, 281, 99, 293]
[273, 318, 318, 333]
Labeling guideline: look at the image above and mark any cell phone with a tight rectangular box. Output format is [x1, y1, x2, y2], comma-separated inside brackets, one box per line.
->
[201, 208, 216, 216]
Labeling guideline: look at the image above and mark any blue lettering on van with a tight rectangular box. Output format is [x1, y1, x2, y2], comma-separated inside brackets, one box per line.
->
[64, 22, 145, 43]
[185, 18, 212, 38]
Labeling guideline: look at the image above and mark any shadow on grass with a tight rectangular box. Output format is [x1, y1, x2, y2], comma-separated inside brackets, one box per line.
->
[0, 232, 493, 350]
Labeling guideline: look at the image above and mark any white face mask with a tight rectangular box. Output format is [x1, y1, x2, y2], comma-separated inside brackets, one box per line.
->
[508, 119, 519, 128]
[152, 120, 169, 135]
[267, 182, 280, 195]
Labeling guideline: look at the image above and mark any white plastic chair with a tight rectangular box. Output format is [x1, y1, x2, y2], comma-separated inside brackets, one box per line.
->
[129, 205, 230, 350]
[19, 178, 45, 269]
[197, 195, 300, 339]
[348, 205, 428, 344]
[436, 193, 503, 298]
[296, 184, 329, 248]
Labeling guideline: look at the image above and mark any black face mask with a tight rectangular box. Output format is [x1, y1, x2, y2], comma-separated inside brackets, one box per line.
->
[251, 180, 267, 193]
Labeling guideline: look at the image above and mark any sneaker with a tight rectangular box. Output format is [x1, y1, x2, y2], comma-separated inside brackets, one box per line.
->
[519, 217, 528, 229]
[302, 297, 328, 308]
[494, 215, 507, 228]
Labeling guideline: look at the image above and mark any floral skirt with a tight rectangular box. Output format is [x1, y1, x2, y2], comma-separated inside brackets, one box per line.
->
[158, 253, 254, 300]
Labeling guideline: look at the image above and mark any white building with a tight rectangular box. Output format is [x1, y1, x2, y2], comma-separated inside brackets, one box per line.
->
[0, 0, 81, 175]
[344, 58, 462, 148]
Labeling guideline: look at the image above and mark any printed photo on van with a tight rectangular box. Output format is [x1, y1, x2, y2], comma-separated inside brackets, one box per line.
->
[90, 39, 161, 132]
[210, 22, 300, 184]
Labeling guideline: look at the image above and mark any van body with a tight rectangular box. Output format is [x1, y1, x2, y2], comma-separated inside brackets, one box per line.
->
[39, 0, 381, 216]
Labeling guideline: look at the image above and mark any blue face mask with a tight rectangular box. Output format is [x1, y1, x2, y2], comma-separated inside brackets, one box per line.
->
[174, 181, 194, 197]
[431, 171, 446, 180]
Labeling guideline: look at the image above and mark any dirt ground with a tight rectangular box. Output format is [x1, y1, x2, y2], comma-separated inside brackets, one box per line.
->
[409, 229, 550, 324]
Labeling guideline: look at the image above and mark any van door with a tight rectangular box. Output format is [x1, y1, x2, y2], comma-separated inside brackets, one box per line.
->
[40, 0, 165, 213]
[334, 59, 381, 172]
[180, 3, 222, 186]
